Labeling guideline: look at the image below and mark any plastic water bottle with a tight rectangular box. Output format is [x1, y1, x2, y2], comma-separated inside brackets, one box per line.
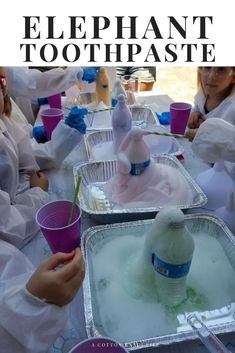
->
[150, 207, 195, 306]
[111, 79, 127, 107]
[112, 94, 132, 154]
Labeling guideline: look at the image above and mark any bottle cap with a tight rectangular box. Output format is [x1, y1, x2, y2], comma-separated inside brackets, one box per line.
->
[156, 207, 185, 229]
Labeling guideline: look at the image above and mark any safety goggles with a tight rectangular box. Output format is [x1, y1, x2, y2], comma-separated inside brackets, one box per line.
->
[199, 67, 234, 78]
[0, 76, 7, 97]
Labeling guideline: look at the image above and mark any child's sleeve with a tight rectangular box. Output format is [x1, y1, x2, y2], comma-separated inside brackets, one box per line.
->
[32, 120, 84, 170]
[0, 187, 48, 248]
[6, 67, 83, 100]
[0, 241, 68, 353]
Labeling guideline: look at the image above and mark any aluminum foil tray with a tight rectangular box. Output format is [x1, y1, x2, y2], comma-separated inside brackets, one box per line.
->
[84, 104, 159, 131]
[85, 126, 184, 161]
[81, 214, 235, 350]
[73, 155, 207, 223]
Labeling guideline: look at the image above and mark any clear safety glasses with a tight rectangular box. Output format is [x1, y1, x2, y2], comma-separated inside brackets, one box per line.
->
[199, 67, 234, 78]
[0, 76, 7, 97]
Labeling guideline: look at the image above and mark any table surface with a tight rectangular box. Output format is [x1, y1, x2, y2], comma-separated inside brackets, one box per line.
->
[22, 93, 235, 353]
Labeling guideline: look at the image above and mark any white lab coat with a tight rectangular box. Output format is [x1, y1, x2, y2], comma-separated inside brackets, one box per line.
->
[192, 118, 235, 181]
[5, 67, 84, 124]
[193, 91, 235, 178]
[193, 90, 235, 125]
[10, 98, 33, 136]
[0, 239, 68, 353]
[0, 114, 84, 248]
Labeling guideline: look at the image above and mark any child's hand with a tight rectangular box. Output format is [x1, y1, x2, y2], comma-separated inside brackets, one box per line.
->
[187, 111, 204, 129]
[185, 128, 198, 141]
[26, 248, 85, 307]
[65, 106, 87, 134]
[81, 67, 100, 83]
[30, 171, 49, 191]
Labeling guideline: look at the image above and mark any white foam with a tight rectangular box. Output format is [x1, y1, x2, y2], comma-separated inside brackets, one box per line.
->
[91, 141, 116, 161]
[91, 233, 235, 342]
[104, 163, 194, 209]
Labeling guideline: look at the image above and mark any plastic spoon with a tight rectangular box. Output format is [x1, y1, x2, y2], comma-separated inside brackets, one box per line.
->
[86, 107, 114, 115]
[187, 314, 232, 353]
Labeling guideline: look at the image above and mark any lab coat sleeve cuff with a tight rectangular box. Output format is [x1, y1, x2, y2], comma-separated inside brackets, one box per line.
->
[0, 284, 68, 352]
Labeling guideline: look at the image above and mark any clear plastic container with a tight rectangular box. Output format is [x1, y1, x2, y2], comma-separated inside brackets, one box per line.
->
[120, 74, 139, 93]
[150, 207, 195, 306]
[134, 69, 155, 91]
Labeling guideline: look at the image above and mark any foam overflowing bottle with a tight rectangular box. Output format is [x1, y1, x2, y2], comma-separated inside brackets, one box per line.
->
[118, 126, 151, 175]
[112, 94, 132, 154]
[150, 207, 195, 306]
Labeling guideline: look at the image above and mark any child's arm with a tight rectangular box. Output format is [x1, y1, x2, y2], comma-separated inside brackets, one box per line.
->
[0, 188, 48, 248]
[5, 67, 98, 100]
[32, 109, 87, 170]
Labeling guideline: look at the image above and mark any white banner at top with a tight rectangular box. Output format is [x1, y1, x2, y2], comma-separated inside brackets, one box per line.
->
[1, 0, 234, 66]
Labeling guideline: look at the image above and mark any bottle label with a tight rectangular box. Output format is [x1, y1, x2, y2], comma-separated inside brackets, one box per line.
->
[152, 253, 192, 279]
[130, 160, 151, 175]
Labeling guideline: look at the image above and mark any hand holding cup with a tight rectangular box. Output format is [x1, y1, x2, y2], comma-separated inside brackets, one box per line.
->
[26, 248, 85, 306]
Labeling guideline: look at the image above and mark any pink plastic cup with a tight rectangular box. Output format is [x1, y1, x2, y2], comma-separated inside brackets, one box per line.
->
[36, 200, 81, 254]
[47, 93, 62, 109]
[68, 337, 129, 353]
[170, 102, 192, 134]
[41, 108, 64, 140]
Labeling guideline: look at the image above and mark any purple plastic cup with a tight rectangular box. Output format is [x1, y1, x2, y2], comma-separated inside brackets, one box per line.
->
[47, 93, 62, 109]
[170, 102, 192, 134]
[68, 337, 129, 353]
[36, 200, 81, 254]
[41, 108, 64, 140]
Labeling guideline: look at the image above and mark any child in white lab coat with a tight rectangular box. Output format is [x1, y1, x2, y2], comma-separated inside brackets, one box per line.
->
[187, 67, 235, 140]
[0, 239, 85, 353]
[0, 69, 86, 248]
[5, 66, 99, 124]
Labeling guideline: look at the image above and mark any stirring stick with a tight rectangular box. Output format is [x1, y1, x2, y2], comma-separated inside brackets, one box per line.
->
[144, 131, 190, 139]
[68, 175, 82, 225]
[86, 107, 114, 115]
[64, 106, 114, 116]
